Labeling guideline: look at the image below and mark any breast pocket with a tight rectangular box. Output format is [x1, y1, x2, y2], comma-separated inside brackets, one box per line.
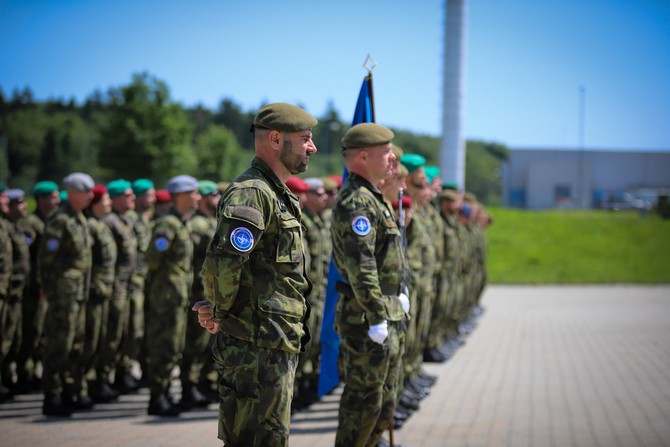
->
[276, 213, 303, 264]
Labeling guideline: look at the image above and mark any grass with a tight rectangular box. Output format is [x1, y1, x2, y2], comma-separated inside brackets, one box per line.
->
[486, 208, 670, 284]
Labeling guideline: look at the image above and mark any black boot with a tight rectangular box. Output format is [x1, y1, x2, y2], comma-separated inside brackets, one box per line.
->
[42, 395, 74, 417]
[180, 384, 210, 409]
[147, 393, 181, 417]
[114, 371, 140, 394]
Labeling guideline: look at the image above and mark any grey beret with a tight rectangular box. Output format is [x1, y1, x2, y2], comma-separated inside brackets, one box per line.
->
[342, 123, 394, 149]
[63, 172, 95, 191]
[254, 103, 318, 132]
[167, 175, 198, 193]
[7, 188, 25, 202]
[303, 177, 324, 192]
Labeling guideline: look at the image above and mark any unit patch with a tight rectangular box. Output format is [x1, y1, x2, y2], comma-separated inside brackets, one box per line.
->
[352, 216, 371, 236]
[230, 227, 254, 252]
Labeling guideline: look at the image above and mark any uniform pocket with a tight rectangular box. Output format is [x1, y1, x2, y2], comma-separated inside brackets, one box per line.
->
[276, 213, 302, 263]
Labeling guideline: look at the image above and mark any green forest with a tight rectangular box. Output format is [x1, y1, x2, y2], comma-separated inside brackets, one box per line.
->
[0, 72, 509, 205]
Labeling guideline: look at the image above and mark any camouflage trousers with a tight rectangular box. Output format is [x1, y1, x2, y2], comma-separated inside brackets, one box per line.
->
[335, 322, 405, 447]
[213, 332, 298, 447]
[180, 297, 212, 388]
[145, 295, 187, 396]
[42, 290, 87, 399]
[16, 290, 47, 382]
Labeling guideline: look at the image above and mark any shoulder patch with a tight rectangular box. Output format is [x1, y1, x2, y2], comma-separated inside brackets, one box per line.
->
[223, 205, 264, 230]
[229, 227, 254, 252]
[154, 237, 170, 252]
[352, 216, 371, 236]
[46, 238, 60, 252]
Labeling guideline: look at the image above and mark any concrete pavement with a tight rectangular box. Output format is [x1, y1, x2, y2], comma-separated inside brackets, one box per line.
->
[1, 285, 669, 447]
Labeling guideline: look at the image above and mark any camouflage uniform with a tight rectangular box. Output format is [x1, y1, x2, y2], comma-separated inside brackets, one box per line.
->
[180, 209, 216, 397]
[295, 207, 327, 398]
[202, 157, 311, 446]
[83, 215, 117, 385]
[439, 212, 461, 338]
[40, 202, 92, 402]
[1, 217, 31, 388]
[16, 211, 48, 388]
[403, 213, 435, 380]
[145, 208, 194, 399]
[0, 217, 11, 397]
[100, 210, 137, 386]
[124, 210, 151, 374]
[331, 172, 407, 447]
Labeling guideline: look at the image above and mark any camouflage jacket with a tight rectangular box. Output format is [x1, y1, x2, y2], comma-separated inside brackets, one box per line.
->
[7, 218, 31, 299]
[302, 208, 326, 307]
[102, 210, 138, 299]
[126, 209, 152, 285]
[87, 216, 117, 299]
[440, 212, 461, 279]
[0, 217, 12, 299]
[202, 157, 311, 354]
[146, 208, 194, 305]
[24, 211, 47, 292]
[331, 172, 407, 335]
[39, 202, 92, 300]
[188, 210, 216, 302]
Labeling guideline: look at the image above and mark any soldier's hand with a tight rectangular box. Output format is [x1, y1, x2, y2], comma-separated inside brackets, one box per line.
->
[367, 320, 389, 345]
[192, 300, 219, 334]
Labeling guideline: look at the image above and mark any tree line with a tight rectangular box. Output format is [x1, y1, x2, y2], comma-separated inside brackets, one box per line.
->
[0, 72, 508, 205]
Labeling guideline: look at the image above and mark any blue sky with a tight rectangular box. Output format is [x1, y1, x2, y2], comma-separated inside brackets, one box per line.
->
[2, 0, 669, 150]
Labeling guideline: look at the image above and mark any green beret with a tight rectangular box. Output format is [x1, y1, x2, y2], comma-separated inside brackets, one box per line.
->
[342, 123, 394, 149]
[59, 190, 68, 201]
[440, 189, 460, 201]
[32, 181, 59, 197]
[424, 165, 440, 183]
[321, 177, 339, 191]
[107, 179, 132, 198]
[132, 178, 154, 196]
[254, 103, 317, 132]
[442, 181, 459, 191]
[0, 182, 6, 193]
[198, 180, 219, 196]
[400, 154, 426, 174]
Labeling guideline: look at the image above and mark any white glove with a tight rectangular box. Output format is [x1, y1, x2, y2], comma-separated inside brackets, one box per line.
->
[398, 292, 410, 314]
[368, 320, 389, 345]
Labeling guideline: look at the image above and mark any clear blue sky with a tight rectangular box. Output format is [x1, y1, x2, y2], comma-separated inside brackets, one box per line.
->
[2, 0, 669, 150]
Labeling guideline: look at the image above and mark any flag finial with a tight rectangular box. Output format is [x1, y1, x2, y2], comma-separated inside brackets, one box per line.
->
[363, 54, 377, 74]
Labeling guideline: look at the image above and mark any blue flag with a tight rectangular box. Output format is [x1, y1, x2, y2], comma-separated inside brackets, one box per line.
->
[318, 74, 375, 397]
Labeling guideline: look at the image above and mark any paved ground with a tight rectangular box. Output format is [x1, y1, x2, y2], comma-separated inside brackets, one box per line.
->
[1, 285, 669, 447]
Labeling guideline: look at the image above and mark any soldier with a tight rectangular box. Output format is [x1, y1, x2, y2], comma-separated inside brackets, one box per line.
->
[179, 179, 219, 409]
[101, 179, 138, 394]
[194, 103, 317, 446]
[16, 181, 60, 393]
[1, 189, 30, 396]
[331, 123, 408, 447]
[295, 177, 330, 409]
[83, 185, 118, 403]
[40, 172, 94, 416]
[0, 182, 12, 402]
[153, 189, 172, 219]
[436, 187, 464, 356]
[145, 175, 200, 416]
[126, 178, 155, 382]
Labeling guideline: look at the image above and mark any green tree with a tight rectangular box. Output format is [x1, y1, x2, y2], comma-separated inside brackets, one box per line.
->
[193, 125, 252, 182]
[465, 140, 509, 205]
[98, 72, 195, 184]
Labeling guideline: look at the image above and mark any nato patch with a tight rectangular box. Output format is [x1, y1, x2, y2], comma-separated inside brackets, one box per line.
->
[154, 237, 169, 252]
[46, 238, 60, 252]
[25, 236, 33, 246]
[230, 227, 254, 252]
[352, 216, 371, 236]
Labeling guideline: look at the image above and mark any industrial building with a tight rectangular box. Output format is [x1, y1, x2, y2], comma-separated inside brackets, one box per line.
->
[501, 148, 670, 209]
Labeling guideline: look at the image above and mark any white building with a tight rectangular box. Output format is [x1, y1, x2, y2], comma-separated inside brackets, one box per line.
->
[501, 148, 670, 209]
